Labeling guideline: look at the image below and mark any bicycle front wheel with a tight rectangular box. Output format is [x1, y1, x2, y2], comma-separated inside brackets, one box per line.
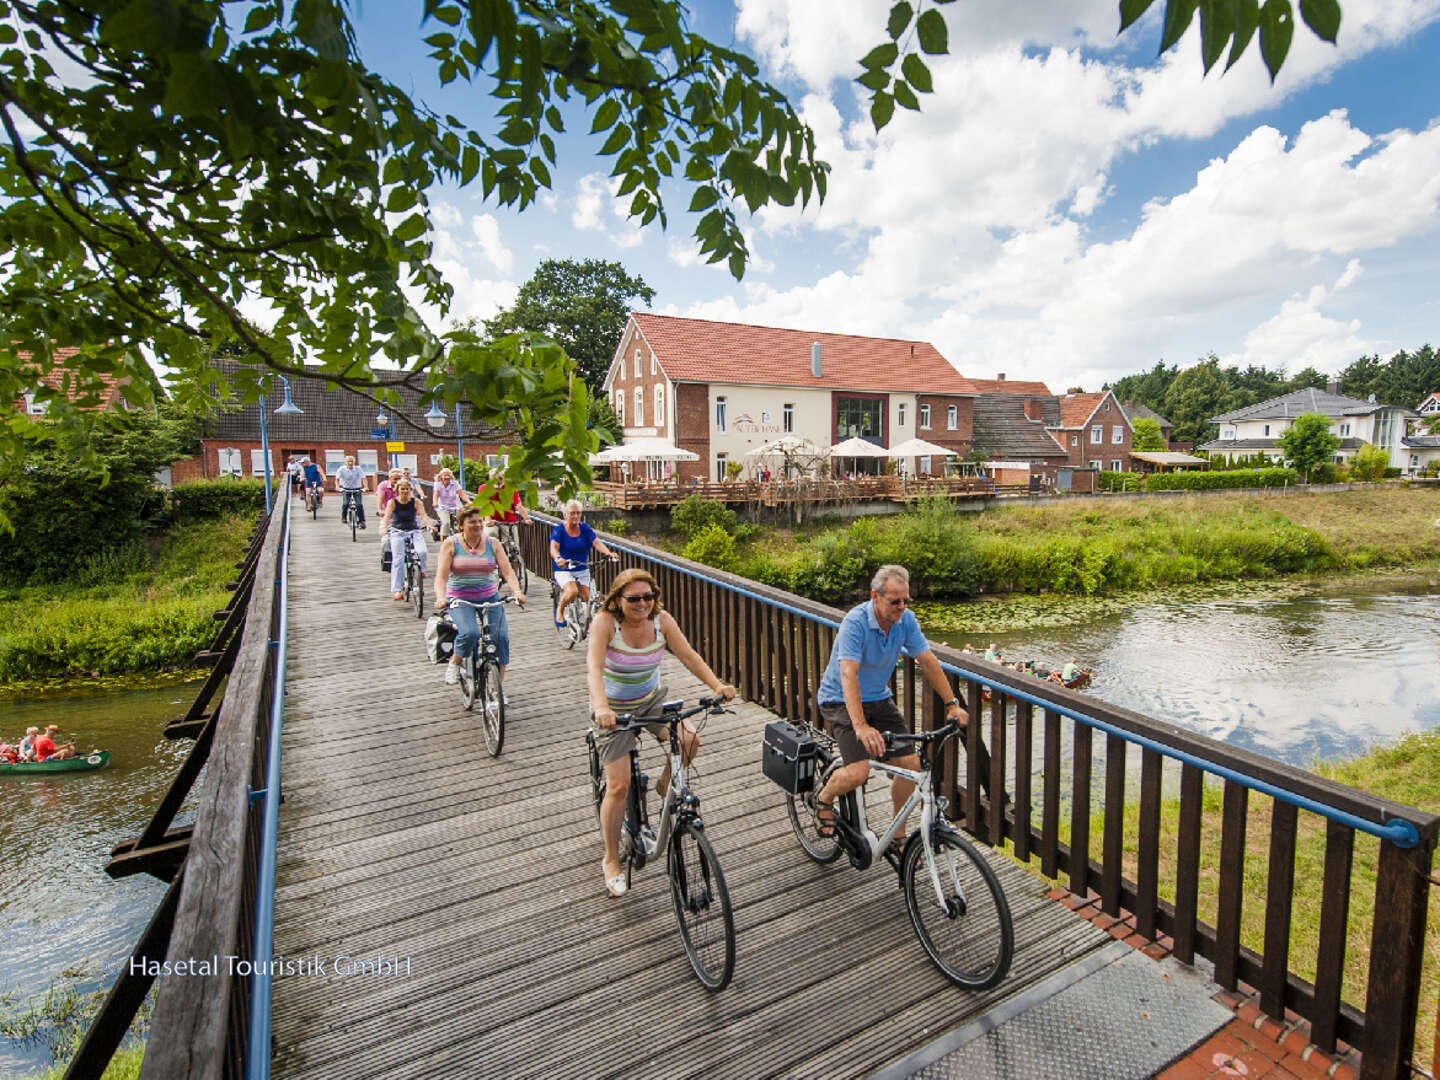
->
[459, 653, 477, 711]
[413, 573, 425, 619]
[667, 820, 735, 991]
[901, 826, 1013, 991]
[786, 755, 842, 864]
[515, 553, 528, 597]
[480, 659, 505, 757]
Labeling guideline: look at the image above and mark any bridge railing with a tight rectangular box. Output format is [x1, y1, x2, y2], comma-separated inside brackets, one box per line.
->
[524, 514, 1437, 1080]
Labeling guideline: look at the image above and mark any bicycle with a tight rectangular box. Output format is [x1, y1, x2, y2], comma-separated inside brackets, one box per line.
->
[445, 597, 516, 757]
[341, 488, 362, 541]
[400, 533, 426, 619]
[497, 525, 527, 597]
[586, 696, 736, 990]
[304, 481, 322, 518]
[549, 555, 615, 649]
[780, 721, 1013, 991]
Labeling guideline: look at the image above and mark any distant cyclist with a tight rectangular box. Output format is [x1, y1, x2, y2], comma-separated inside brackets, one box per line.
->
[300, 457, 326, 505]
[549, 499, 617, 629]
[286, 457, 302, 497]
[432, 467, 468, 537]
[380, 479, 433, 601]
[334, 455, 369, 529]
[482, 471, 532, 549]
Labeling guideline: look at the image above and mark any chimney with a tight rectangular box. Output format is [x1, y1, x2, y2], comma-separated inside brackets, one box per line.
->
[811, 342, 822, 377]
[1326, 379, 1339, 394]
[1024, 398, 1043, 421]
[996, 373, 1006, 382]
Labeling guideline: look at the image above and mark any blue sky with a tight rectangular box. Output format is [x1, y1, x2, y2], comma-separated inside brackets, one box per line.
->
[352, 1, 1440, 394]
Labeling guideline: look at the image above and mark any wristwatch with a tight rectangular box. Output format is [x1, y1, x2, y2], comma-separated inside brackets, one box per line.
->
[945, 697, 961, 709]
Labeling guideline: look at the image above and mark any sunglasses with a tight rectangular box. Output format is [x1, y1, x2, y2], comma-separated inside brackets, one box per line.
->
[883, 596, 910, 607]
[621, 593, 657, 604]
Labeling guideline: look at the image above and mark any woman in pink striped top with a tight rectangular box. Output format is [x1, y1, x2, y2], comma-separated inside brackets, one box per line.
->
[586, 568, 735, 898]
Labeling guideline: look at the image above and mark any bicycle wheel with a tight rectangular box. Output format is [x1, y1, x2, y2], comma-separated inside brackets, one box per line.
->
[586, 731, 605, 827]
[480, 658, 504, 757]
[563, 600, 581, 650]
[786, 754, 843, 863]
[310, 491, 318, 519]
[459, 652, 477, 711]
[403, 558, 414, 604]
[514, 551, 528, 597]
[901, 826, 1013, 991]
[349, 507, 358, 542]
[413, 571, 425, 619]
[667, 820, 736, 991]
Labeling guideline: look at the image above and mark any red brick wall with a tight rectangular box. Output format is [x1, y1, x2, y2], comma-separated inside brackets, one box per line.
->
[169, 453, 209, 484]
[193, 439, 508, 490]
[917, 394, 973, 453]
[673, 383, 710, 482]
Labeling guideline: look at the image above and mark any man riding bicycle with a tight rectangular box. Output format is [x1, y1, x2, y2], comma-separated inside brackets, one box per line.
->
[548, 499, 618, 629]
[300, 457, 326, 505]
[334, 455, 369, 528]
[812, 565, 976, 841]
[483, 470, 532, 549]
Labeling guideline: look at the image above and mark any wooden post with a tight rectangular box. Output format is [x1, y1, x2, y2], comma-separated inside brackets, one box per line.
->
[1360, 835, 1436, 1080]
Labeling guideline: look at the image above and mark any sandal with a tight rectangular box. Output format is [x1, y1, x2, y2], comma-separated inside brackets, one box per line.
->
[602, 861, 628, 898]
[815, 798, 836, 839]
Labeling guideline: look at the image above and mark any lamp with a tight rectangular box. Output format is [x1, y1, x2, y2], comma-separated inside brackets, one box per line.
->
[376, 408, 393, 470]
[259, 375, 303, 514]
[424, 400, 446, 429]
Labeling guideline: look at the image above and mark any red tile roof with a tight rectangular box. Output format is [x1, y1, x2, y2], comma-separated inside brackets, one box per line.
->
[1056, 392, 1110, 429]
[967, 378, 1052, 396]
[628, 313, 976, 395]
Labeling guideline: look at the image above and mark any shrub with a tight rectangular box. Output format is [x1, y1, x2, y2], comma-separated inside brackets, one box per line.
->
[600, 516, 631, 536]
[670, 494, 736, 538]
[1142, 467, 1296, 491]
[877, 503, 981, 598]
[169, 477, 267, 520]
[790, 528, 871, 603]
[682, 523, 736, 570]
[1097, 470, 1141, 492]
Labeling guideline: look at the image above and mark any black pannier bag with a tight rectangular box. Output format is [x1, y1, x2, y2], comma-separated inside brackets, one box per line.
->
[424, 613, 457, 664]
[761, 720, 818, 795]
[380, 545, 392, 573]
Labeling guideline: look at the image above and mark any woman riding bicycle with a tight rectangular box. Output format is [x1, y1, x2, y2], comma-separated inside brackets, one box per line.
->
[586, 568, 735, 898]
[434, 506, 525, 687]
[380, 479, 432, 601]
[548, 499, 617, 629]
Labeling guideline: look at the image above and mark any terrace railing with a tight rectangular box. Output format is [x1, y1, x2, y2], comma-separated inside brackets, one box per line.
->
[523, 514, 1437, 1080]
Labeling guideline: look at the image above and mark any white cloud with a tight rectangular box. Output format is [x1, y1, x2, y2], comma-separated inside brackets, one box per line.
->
[571, 172, 645, 249]
[469, 213, 514, 273]
[1223, 261, 1378, 372]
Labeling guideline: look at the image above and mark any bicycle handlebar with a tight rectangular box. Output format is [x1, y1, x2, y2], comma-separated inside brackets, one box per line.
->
[442, 597, 519, 611]
[610, 695, 732, 731]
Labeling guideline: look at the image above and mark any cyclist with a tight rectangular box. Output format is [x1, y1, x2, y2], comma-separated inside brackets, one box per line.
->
[481, 470, 532, 549]
[548, 499, 618, 629]
[432, 467, 468, 538]
[286, 457, 303, 497]
[586, 568, 735, 898]
[300, 457, 326, 506]
[379, 478, 433, 601]
[334, 455, 369, 529]
[434, 506, 525, 687]
[811, 564, 974, 841]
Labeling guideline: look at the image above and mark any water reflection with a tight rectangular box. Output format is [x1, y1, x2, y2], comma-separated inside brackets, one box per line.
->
[0, 681, 203, 1075]
[933, 581, 1440, 767]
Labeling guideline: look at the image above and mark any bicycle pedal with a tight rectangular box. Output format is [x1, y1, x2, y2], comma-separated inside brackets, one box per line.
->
[640, 826, 658, 857]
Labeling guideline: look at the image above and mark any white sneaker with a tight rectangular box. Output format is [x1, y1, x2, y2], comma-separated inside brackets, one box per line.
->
[444, 664, 459, 685]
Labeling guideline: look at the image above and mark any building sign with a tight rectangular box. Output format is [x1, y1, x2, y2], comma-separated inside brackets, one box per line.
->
[385, 441, 406, 452]
[731, 411, 781, 435]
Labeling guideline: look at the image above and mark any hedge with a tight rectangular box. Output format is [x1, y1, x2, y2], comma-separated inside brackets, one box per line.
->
[169, 477, 269, 520]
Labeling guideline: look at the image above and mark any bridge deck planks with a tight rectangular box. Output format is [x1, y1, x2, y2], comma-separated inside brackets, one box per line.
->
[271, 500, 1108, 1080]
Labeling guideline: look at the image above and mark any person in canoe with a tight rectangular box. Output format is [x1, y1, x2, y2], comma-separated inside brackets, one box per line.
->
[33, 724, 75, 762]
[983, 642, 1003, 663]
[18, 726, 39, 761]
[0, 741, 17, 763]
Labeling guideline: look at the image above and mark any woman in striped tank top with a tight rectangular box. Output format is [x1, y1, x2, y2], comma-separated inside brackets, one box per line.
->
[586, 568, 735, 898]
[434, 506, 526, 688]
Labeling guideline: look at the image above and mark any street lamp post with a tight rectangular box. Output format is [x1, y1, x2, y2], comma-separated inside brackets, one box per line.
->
[376, 408, 394, 471]
[258, 375, 302, 514]
[423, 399, 465, 489]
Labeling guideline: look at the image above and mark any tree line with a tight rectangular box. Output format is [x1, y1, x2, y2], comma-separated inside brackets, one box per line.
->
[1106, 346, 1438, 447]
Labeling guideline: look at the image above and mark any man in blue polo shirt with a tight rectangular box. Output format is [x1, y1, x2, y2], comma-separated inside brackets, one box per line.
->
[813, 564, 968, 839]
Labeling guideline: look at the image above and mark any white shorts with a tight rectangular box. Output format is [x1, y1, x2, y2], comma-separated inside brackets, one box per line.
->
[554, 568, 591, 589]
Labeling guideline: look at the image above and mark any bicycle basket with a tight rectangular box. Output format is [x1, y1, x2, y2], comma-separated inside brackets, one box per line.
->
[424, 613, 456, 664]
[760, 720, 818, 795]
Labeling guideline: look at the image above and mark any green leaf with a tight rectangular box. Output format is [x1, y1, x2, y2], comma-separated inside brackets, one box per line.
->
[1199, 0, 1236, 72]
[1298, 0, 1339, 42]
[590, 98, 621, 134]
[856, 67, 890, 92]
[871, 90, 895, 130]
[1118, 0, 1157, 32]
[599, 123, 630, 156]
[460, 145, 480, 185]
[392, 213, 428, 242]
[432, 4, 462, 27]
[498, 118, 533, 145]
[162, 53, 221, 118]
[530, 157, 551, 187]
[728, 250, 745, 280]
[887, 2, 914, 40]
[243, 6, 275, 33]
[859, 42, 899, 69]
[900, 53, 932, 93]
[893, 80, 919, 111]
[1226, 0, 1260, 69]
[1258, 0, 1293, 80]
[915, 9, 949, 54]
[386, 186, 418, 213]
[688, 185, 719, 212]
[1159, 0, 1200, 52]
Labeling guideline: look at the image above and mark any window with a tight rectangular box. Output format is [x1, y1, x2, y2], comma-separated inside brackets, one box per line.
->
[897, 403, 907, 427]
[715, 396, 727, 432]
[357, 449, 379, 477]
[217, 447, 242, 477]
[614, 389, 625, 425]
[1221, 425, 1236, 440]
[485, 453, 508, 468]
[919, 455, 932, 474]
[1090, 425, 1103, 444]
[634, 347, 642, 378]
[1111, 459, 1123, 471]
[654, 384, 664, 428]
[1111, 426, 1123, 444]
[834, 396, 883, 441]
[22, 392, 47, 415]
[1263, 424, 1270, 436]
[429, 453, 443, 465]
[250, 449, 269, 476]
[1338, 422, 1351, 437]
[783, 403, 794, 433]
[715, 452, 727, 483]
[760, 411, 772, 424]
[650, 352, 657, 375]
[946, 404, 958, 430]
[1070, 435, 1078, 447]
[919, 404, 930, 429]
[324, 449, 346, 474]
[633, 385, 643, 427]
[1373, 412, 1396, 448]
[394, 453, 418, 475]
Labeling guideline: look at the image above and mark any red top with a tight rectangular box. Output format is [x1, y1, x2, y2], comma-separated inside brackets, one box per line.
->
[495, 490, 524, 523]
[33, 734, 57, 761]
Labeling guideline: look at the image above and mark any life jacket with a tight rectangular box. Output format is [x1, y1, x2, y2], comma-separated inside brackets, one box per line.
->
[0, 744, 17, 763]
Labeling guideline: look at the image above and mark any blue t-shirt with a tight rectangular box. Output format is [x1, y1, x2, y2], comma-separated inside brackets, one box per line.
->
[550, 522, 597, 571]
[817, 600, 931, 704]
[302, 463, 322, 485]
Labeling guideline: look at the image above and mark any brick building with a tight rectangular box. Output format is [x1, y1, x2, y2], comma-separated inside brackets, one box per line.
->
[970, 379, 1136, 483]
[604, 314, 978, 482]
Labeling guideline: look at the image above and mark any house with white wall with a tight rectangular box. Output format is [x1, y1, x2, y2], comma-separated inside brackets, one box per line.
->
[1201, 385, 1420, 472]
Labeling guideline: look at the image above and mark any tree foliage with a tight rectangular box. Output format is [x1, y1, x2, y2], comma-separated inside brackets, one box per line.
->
[1348, 442, 1390, 482]
[1130, 416, 1166, 451]
[479, 258, 654, 394]
[1276, 412, 1340, 481]
[1336, 345, 1440, 408]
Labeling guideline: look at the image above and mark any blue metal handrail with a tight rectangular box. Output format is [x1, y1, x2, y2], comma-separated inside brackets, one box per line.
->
[541, 514, 1423, 850]
[246, 484, 294, 1078]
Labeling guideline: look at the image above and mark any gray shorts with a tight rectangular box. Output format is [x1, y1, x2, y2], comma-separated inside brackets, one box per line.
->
[592, 684, 671, 766]
[818, 697, 909, 765]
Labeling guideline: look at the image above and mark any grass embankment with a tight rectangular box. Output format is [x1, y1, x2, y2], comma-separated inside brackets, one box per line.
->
[691, 488, 1440, 609]
[0, 512, 257, 685]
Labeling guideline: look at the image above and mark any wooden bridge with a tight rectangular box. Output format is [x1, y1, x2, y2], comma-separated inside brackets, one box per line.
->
[67, 495, 1438, 1080]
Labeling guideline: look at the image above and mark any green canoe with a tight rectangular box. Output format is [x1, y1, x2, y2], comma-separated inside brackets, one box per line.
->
[0, 750, 110, 775]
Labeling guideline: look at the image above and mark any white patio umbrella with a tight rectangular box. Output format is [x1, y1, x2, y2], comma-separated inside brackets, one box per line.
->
[886, 437, 958, 458]
[829, 436, 890, 458]
[589, 437, 698, 464]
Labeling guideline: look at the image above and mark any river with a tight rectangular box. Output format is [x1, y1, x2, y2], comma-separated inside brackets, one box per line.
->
[929, 577, 1440, 768]
[0, 680, 201, 1077]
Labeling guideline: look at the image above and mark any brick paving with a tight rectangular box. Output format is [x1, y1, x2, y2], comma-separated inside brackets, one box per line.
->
[1045, 888, 1364, 1080]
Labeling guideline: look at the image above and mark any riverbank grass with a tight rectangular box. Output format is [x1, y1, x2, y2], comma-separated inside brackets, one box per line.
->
[0, 512, 257, 683]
